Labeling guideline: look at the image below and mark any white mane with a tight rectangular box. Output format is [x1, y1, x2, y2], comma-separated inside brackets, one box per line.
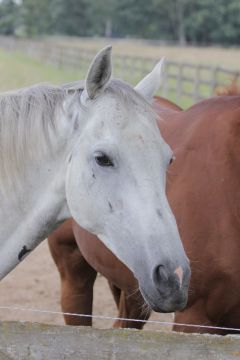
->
[0, 83, 66, 193]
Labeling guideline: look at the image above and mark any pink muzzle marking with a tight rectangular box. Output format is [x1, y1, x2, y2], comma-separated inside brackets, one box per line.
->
[174, 266, 183, 288]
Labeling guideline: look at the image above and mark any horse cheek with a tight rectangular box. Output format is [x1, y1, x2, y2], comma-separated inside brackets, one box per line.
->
[65, 156, 86, 226]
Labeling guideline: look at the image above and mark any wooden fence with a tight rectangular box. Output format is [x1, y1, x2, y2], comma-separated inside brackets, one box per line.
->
[0, 321, 239, 360]
[0, 36, 239, 107]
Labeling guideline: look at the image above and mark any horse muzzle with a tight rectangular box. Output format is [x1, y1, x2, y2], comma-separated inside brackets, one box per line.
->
[139, 261, 191, 313]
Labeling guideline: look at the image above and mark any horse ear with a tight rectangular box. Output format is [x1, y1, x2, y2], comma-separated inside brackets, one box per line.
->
[135, 58, 164, 100]
[85, 45, 112, 100]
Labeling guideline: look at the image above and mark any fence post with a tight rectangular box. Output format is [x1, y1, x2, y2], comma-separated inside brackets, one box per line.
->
[129, 57, 136, 83]
[210, 67, 219, 95]
[117, 55, 126, 79]
[194, 65, 201, 101]
[57, 46, 63, 68]
[176, 63, 183, 99]
[162, 61, 169, 97]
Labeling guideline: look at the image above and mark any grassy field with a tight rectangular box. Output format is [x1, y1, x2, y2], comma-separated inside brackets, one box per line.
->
[0, 50, 85, 92]
[43, 36, 240, 108]
[0, 48, 190, 107]
[0, 39, 239, 109]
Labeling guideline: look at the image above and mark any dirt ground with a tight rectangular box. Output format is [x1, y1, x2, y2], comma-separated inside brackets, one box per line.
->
[0, 241, 172, 331]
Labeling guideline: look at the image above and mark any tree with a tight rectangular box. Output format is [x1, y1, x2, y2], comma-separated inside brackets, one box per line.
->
[53, 0, 91, 36]
[114, 0, 164, 39]
[0, 0, 19, 35]
[181, 0, 240, 45]
[87, 0, 117, 37]
[20, 0, 55, 36]
[0, 0, 239, 45]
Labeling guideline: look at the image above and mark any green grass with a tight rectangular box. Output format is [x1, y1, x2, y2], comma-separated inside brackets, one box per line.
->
[2, 36, 238, 109]
[0, 49, 203, 109]
[0, 50, 85, 92]
[0, 49, 191, 108]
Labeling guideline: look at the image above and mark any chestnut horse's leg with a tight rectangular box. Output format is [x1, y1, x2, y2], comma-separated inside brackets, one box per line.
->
[109, 282, 151, 329]
[48, 220, 97, 326]
[173, 300, 227, 335]
[108, 282, 121, 308]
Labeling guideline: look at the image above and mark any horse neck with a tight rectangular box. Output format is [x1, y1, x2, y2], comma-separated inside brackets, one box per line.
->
[0, 132, 72, 281]
[153, 96, 182, 112]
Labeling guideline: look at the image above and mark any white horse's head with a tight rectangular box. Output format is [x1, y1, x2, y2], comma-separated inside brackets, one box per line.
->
[65, 47, 190, 312]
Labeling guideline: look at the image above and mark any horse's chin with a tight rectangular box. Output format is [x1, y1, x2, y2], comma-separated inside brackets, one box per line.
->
[139, 286, 188, 313]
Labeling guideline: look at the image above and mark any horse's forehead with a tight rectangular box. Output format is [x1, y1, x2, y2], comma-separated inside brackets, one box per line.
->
[91, 95, 158, 136]
[93, 93, 149, 118]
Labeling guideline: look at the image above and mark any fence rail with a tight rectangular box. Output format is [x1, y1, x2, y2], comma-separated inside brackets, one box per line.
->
[0, 37, 239, 107]
[0, 321, 239, 360]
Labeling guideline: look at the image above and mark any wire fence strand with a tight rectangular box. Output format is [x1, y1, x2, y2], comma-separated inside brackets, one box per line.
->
[0, 305, 239, 333]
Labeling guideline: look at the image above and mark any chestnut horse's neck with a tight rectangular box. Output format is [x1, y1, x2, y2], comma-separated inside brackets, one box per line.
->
[153, 96, 182, 113]
[154, 95, 240, 154]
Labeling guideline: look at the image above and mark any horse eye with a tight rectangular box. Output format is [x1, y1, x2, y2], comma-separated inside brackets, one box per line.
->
[95, 152, 114, 167]
[169, 155, 175, 165]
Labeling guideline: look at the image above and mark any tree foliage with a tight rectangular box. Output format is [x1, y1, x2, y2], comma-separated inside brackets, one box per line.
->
[0, 0, 239, 45]
[0, 0, 19, 35]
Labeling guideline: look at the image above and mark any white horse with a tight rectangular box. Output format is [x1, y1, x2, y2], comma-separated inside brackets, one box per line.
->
[0, 46, 190, 312]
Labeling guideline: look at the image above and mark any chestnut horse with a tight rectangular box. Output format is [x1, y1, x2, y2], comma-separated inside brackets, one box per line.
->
[49, 95, 240, 334]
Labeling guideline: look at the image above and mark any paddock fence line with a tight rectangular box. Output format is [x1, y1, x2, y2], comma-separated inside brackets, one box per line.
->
[0, 36, 239, 107]
[0, 305, 240, 333]
[0, 321, 239, 360]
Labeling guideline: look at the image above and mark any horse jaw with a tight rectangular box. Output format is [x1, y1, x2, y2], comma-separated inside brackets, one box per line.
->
[134, 58, 164, 100]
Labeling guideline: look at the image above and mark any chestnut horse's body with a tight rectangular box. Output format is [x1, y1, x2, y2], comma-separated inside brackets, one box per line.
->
[49, 95, 240, 333]
[49, 219, 145, 328]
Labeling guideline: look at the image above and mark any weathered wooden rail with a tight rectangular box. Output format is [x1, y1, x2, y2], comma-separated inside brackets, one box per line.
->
[0, 321, 239, 360]
[0, 36, 238, 107]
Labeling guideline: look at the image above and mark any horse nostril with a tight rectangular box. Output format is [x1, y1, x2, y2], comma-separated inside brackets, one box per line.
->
[152, 265, 169, 286]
